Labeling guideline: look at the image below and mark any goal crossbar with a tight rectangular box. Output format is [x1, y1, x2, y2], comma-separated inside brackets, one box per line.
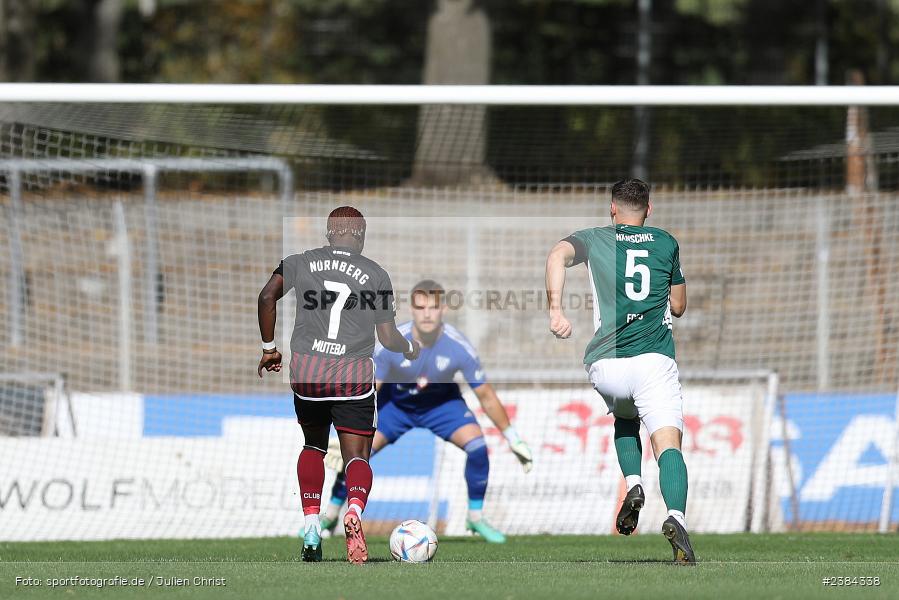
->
[0, 84, 898, 105]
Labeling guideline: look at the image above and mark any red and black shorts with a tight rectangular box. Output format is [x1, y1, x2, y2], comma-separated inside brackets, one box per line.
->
[289, 352, 375, 399]
[292, 392, 377, 437]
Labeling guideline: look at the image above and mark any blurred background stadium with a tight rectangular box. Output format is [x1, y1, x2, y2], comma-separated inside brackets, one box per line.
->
[0, 0, 897, 543]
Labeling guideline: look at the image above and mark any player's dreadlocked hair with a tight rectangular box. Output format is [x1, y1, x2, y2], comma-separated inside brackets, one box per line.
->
[610, 178, 650, 212]
[326, 206, 366, 241]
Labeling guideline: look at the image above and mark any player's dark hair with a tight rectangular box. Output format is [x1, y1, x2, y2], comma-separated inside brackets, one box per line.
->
[411, 279, 445, 307]
[610, 178, 650, 212]
[327, 206, 366, 240]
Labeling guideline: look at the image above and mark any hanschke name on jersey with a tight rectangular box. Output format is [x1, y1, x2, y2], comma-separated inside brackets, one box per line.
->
[615, 232, 655, 243]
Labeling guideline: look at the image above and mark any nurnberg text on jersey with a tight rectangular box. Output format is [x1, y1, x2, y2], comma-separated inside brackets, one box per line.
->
[309, 259, 371, 285]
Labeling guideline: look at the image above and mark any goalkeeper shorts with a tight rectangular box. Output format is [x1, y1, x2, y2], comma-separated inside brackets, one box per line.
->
[377, 398, 478, 443]
[586, 352, 683, 435]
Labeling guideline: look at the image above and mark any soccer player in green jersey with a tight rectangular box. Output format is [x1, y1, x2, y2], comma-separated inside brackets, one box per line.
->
[545, 178, 695, 565]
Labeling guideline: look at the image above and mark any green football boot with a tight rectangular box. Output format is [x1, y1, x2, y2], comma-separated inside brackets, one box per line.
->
[466, 518, 507, 543]
[301, 526, 323, 562]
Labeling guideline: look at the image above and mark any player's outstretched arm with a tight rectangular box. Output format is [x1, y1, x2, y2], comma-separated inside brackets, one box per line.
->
[376, 321, 421, 360]
[545, 240, 577, 339]
[473, 384, 533, 473]
[257, 273, 284, 377]
[670, 283, 687, 317]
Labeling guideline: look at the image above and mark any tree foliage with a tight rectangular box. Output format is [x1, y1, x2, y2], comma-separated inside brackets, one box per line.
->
[5, 0, 899, 187]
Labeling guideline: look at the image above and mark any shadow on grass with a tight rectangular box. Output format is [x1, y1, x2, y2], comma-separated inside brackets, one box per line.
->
[602, 559, 680, 565]
[314, 557, 395, 564]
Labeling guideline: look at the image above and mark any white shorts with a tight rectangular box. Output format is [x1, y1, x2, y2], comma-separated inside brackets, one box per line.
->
[586, 353, 684, 435]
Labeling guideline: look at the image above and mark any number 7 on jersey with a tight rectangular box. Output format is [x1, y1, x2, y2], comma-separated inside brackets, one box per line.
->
[323, 280, 351, 339]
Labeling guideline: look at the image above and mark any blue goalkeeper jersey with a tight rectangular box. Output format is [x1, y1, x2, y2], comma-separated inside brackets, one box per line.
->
[374, 322, 486, 411]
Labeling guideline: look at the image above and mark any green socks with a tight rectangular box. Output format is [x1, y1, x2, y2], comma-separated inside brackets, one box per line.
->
[613, 418, 642, 478]
[658, 447, 688, 513]
[614, 419, 689, 516]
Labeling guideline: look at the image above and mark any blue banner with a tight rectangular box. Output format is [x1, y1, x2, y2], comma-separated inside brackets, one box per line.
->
[143, 394, 446, 520]
[777, 393, 898, 525]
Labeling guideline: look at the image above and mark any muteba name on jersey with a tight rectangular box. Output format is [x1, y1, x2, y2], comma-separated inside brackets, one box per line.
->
[312, 338, 347, 355]
[616, 232, 655, 243]
[309, 258, 370, 285]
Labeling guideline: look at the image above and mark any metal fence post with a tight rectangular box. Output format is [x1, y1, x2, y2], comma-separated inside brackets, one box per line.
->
[816, 198, 831, 391]
[8, 169, 25, 347]
[143, 165, 160, 344]
[279, 164, 294, 217]
[113, 201, 133, 391]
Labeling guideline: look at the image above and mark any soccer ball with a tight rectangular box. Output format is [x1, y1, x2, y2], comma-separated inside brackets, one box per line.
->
[389, 520, 438, 563]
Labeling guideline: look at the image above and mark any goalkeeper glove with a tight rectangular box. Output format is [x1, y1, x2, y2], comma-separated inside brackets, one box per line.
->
[323, 437, 344, 473]
[503, 426, 533, 473]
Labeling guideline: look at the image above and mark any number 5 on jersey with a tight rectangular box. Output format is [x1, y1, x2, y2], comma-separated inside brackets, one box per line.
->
[625, 249, 650, 301]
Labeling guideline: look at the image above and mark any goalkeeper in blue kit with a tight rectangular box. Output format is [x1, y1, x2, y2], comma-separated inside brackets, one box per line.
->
[321, 280, 533, 542]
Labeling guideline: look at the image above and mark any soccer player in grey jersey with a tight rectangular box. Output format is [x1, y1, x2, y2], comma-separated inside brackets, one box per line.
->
[258, 206, 420, 564]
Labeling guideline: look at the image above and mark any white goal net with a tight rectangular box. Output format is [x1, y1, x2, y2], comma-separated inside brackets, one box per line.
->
[0, 373, 68, 438]
[0, 89, 897, 540]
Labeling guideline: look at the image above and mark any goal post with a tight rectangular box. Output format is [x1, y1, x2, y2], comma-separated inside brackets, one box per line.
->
[0, 85, 896, 540]
[3, 157, 293, 388]
[879, 386, 899, 533]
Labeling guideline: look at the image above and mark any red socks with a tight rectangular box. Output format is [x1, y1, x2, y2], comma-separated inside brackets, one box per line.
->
[298, 446, 326, 516]
[299, 448, 371, 518]
[345, 457, 372, 516]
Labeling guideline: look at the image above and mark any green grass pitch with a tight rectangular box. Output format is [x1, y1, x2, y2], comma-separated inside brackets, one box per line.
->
[1, 534, 897, 599]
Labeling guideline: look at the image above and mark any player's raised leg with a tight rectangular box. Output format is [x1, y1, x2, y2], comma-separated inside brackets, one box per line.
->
[588, 364, 646, 536]
[651, 426, 695, 565]
[297, 424, 330, 562]
[337, 429, 374, 564]
[614, 417, 645, 535]
[449, 423, 506, 543]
